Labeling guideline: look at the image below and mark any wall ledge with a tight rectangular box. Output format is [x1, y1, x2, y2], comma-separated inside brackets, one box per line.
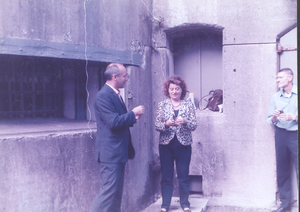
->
[0, 37, 142, 66]
[0, 118, 96, 139]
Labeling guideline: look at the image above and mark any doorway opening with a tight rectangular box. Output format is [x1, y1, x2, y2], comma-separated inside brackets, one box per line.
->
[167, 28, 223, 108]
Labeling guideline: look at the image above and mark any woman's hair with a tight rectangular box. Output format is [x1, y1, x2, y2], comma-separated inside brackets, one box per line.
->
[163, 75, 187, 100]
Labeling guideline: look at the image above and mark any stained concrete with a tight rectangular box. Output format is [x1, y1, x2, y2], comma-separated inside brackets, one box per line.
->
[141, 196, 299, 212]
[0, 118, 96, 138]
[141, 195, 209, 212]
[0, 0, 298, 211]
[206, 205, 299, 212]
[0, 37, 142, 66]
[151, 0, 297, 210]
[0, 0, 156, 211]
[0, 119, 99, 212]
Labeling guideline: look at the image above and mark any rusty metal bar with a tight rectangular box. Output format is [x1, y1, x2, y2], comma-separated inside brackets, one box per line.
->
[277, 45, 297, 52]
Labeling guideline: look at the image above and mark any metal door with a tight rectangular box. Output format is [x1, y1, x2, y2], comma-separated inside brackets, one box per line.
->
[173, 33, 223, 107]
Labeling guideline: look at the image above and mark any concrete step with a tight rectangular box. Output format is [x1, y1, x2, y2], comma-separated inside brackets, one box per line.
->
[141, 196, 209, 212]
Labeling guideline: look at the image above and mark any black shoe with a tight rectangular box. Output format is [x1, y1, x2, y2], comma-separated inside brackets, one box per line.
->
[272, 206, 291, 212]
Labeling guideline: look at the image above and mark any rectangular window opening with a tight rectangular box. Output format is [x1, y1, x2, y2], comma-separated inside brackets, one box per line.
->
[0, 55, 106, 122]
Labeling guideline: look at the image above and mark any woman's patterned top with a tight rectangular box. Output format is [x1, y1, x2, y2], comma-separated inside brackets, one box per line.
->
[155, 98, 197, 145]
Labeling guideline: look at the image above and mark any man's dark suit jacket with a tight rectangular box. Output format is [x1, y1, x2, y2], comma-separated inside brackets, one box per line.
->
[94, 84, 136, 163]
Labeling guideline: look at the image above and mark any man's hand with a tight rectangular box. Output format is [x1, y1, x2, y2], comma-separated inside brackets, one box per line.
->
[132, 105, 145, 118]
[273, 109, 282, 117]
[271, 109, 281, 123]
[279, 113, 297, 122]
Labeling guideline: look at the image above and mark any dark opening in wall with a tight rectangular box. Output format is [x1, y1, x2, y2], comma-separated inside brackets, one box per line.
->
[167, 27, 223, 108]
[0, 55, 107, 120]
[189, 175, 203, 194]
[173, 175, 203, 197]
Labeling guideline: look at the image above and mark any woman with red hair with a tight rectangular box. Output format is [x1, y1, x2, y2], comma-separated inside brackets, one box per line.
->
[155, 75, 197, 212]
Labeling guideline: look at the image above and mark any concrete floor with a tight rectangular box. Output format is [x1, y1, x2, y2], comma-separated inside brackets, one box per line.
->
[141, 196, 208, 212]
[205, 206, 299, 212]
[140, 195, 298, 212]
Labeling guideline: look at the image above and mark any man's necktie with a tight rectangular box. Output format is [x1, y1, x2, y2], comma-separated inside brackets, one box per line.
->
[117, 90, 125, 106]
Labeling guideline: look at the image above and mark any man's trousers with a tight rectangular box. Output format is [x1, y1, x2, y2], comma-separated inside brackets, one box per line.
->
[275, 127, 298, 208]
[91, 162, 126, 212]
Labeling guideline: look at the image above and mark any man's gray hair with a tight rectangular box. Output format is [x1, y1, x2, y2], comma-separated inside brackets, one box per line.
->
[104, 64, 121, 80]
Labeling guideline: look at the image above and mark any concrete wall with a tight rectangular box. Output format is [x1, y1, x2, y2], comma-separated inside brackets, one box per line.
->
[0, 0, 152, 50]
[0, 0, 297, 211]
[122, 46, 162, 211]
[0, 130, 99, 212]
[0, 0, 156, 211]
[151, 0, 297, 210]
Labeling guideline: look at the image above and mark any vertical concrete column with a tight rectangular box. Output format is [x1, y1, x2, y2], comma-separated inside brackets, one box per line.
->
[151, 47, 174, 163]
[63, 68, 76, 119]
[86, 67, 99, 122]
[151, 48, 174, 102]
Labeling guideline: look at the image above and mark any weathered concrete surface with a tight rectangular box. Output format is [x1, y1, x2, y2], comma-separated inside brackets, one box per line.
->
[0, 37, 142, 66]
[192, 111, 226, 198]
[0, 119, 98, 212]
[206, 205, 299, 212]
[0, 0, 298, 212]
[121, 45, 162, 211]
[141, 195, 209, 212]
[0, 0, 152, 51]
[151, 0, 297, 210]
[0, 118, 97, 138]
[151, 46, 175, 155]
[152, 0, 297, 46]
[219, 44, 278, 208]
[0, 117, 162, 212]
[0, 1, 155, 211]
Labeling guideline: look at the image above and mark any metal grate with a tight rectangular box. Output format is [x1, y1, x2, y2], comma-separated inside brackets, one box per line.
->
[0, 68, 62, 119]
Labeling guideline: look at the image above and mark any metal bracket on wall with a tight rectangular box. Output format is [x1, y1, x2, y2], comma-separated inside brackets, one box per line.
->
[277, 45, 297, 53]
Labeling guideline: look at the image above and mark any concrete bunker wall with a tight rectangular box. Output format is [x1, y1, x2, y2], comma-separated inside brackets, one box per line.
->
[0, 0, 157, 212]
[0, 0, 298, 211]
[151, 0, 297, 209]
[0, 130, 99, 212]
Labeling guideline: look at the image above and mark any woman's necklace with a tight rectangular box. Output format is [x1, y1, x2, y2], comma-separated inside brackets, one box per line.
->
[172, 101, 181, 108]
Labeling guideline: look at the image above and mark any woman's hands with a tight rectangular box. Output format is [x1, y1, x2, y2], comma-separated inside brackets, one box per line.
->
[165, 116, 187, 127]
[165, 117, 177, 127]
[176, 116, 188, 125]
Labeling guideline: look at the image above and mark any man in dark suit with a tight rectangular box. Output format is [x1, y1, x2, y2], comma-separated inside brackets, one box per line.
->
[91, 63, 145, 212]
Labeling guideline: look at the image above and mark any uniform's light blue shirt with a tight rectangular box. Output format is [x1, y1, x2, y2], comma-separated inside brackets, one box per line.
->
[267, 85, 298, 131]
